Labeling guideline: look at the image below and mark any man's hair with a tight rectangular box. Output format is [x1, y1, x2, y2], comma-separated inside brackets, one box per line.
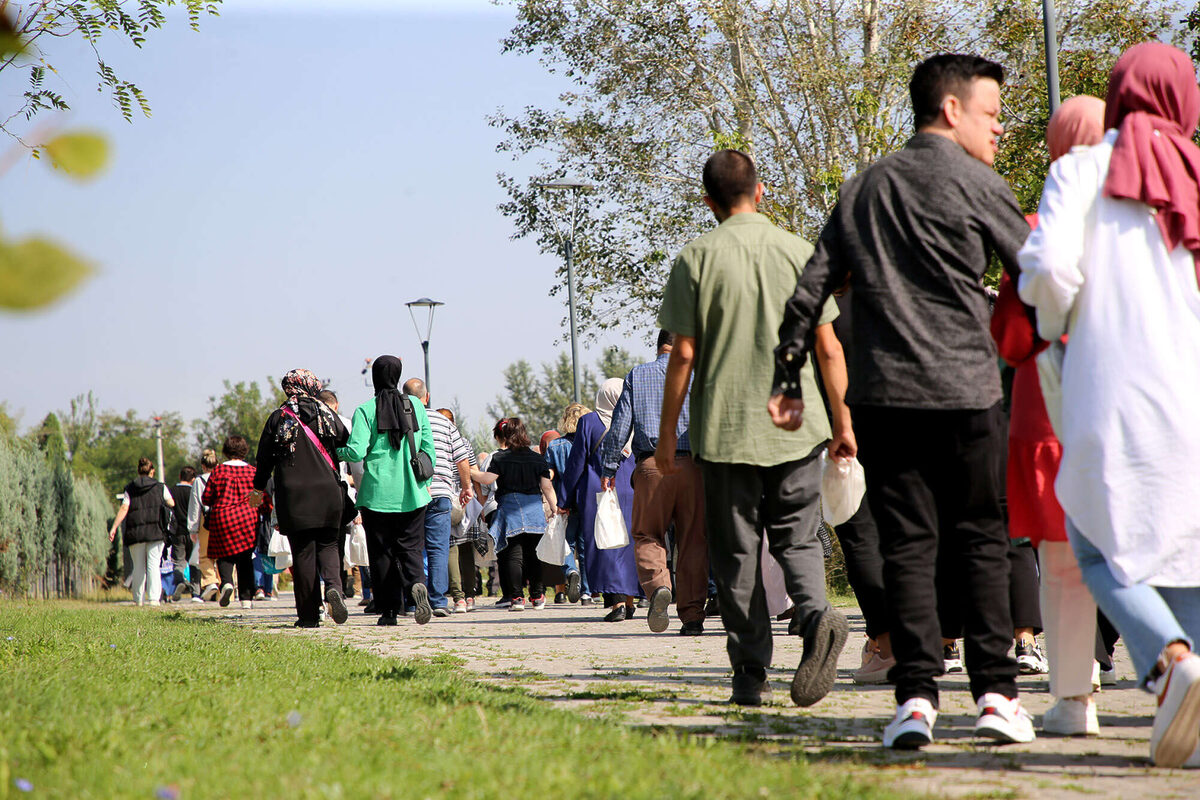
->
[492, 417, 531, 449]
[403, 377, 428, 402]
[200, 448, 218, 471]
[910, 54, 1005, 130]
[137, 457, 153, 475]
[179, 465, 197, 482]
[656, 329, 675, 351]
[318, 389, 337, 405]
[702, 149, 757, 212]
[222, 435, 249, 460]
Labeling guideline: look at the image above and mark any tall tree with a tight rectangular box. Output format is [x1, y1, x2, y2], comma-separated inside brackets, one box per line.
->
[494, 0, 1177, 328]
[194, 378, 284, 462]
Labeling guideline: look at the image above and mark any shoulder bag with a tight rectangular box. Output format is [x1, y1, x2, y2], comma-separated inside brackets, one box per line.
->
[398, 395, 435, 483]
[282, 407, 358, 527]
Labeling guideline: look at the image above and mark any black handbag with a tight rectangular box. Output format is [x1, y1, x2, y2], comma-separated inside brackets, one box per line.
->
[399, 395, 435, 483]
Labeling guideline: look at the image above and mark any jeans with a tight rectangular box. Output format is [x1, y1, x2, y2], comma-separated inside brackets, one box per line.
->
[1067, 519, 1200, 688]
[423, 497, 452, 609]
[564, 511, 589, 596]
[128, 541, 164, 604]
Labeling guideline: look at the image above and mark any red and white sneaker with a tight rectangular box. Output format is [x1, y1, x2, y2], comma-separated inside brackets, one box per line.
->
[883, 697, 936, 749]
[508, 597, 525, 612]
[1150, 652, 1200, 768]
[975, 693, 1036, 744]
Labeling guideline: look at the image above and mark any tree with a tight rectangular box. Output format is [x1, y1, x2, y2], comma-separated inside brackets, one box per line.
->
[194, 378, 284, 462]
[494, 0, 1178, 327]
[488, 346, 640, 435]
[70, 409, 189, 496]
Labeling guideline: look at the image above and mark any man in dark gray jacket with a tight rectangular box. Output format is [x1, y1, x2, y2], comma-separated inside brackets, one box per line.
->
[771, 53, 1034, 749]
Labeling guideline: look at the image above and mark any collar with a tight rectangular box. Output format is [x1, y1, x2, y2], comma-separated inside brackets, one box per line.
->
[906, 131, 964, 153]
[718, 211, 769, 227]
[655, 351, 671, 364]
[222, 460, 248, 467]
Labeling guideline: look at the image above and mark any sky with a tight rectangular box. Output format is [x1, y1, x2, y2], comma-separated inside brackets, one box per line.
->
[1, 0, 639, 437]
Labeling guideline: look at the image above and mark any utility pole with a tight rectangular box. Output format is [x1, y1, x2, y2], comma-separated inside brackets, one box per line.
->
[1043, 0, 1062, 114]
[153, 416, 165, 481]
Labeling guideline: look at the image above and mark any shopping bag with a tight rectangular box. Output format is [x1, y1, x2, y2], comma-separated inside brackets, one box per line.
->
[347, 522, 370, 567]
[593, 489, 630, 550]
[820, 452, 866, 526]
[537, 512, 570, 565]
[267, 528, 293, 570]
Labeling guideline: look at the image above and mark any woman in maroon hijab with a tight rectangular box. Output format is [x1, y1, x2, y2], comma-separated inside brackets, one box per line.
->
[1018, 42, 1200, 768]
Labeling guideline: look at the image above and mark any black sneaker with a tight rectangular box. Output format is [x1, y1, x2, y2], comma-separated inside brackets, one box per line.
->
[730, 666, 770, 706]
[679, 621, 704, 636]
[411, 583, 432, 625]
[944, 642, 964, 674]
[565, 571, 581, 603]
[364, 600, 376, 615]
[325, 587, 349, 625]
[293, 619, 320, 628]
[376, 614, 397, 626]
[1015, 640, 1049, 675]
[704, 596, 720, 618]
[554, 592, 568, 604]
[432, 606, 451, 618]
[790, 608, 849, 707]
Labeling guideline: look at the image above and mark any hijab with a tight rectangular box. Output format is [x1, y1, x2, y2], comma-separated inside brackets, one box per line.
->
[1102, 41, 1200, 279]
[594, 378, 624, 430]
[371, 355, 408, 450]
[1047, 95, 1106, 162]
[275, 368, 338, 454]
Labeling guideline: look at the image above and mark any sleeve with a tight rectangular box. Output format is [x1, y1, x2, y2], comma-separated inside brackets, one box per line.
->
[201, 469, 218, 507]
[537, 452, 552, 480]
[1017, 155, 1090, 341]
[656, 253, 698, 337]
[336, 406, 371, 463]
[599, 374, 634, 478]
[120, 491, 131, 507]
[162, 485, 174, 506]
[187, 478, 203, 533]
[253, 414, 279, 491]
[984, 174, 1035, 281]
[559, 416, 593, 511]
[774, 211, 851, 397]
[449, 422, 472, 465]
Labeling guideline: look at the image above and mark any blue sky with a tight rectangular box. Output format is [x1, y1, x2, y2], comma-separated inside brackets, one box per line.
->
[1, 0, 640, 437]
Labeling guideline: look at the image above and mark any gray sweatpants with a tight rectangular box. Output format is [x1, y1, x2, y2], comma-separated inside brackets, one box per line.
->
[698, 443, 829, 673]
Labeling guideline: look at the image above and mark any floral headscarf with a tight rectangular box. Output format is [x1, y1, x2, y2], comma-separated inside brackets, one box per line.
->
[275, 368, 338, 454]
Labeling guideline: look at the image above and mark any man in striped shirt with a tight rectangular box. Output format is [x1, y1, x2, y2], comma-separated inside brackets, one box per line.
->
[404, 378, 476, 617]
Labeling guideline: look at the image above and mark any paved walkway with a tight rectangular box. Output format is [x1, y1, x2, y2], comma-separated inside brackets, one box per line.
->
[181, 593, 1198, 799]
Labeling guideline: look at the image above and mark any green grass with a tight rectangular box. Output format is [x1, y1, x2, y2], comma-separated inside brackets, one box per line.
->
[0, 602, 915, 800]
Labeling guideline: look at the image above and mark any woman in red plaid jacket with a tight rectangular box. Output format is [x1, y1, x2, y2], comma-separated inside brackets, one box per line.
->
[202, 435, 259, 608]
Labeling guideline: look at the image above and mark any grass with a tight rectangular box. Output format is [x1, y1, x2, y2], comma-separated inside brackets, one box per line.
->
[0, 602, 915, 800]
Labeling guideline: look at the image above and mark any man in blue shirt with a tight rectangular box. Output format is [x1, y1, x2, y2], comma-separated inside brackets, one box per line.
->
[600, 330, 708, 635]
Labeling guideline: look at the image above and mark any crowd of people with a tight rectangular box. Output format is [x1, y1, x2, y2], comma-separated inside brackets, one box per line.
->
[107, 42, 1200, 766]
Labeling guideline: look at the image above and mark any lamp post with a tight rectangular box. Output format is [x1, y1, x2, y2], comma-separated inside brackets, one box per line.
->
[1042, 0, 1061, 114]
[152, 416, 165, 483]
[405, 297, 444, 392]
[537, 180, 594, 404]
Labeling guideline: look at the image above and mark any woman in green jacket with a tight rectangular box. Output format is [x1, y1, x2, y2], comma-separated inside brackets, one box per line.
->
[337, 355, 437, 626]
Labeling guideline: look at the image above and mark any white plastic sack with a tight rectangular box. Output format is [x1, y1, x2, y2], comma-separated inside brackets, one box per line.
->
[760, 536, 794, 618]
[267, 528, 293, 570]
[820, 453, 866, 527]
[593, 489, 630, 550]
[347, 522, 370, 567]
[537, 512, 570, 565]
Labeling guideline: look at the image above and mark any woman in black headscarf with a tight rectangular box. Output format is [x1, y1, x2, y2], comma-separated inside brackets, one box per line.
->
[337, 355, 437, 626]
[253, 368, 350, 628]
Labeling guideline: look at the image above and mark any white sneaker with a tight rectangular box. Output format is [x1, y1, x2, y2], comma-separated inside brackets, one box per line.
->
[1042, 697, 1099, 736]
[975, 693, 1036, 744]
[1150, 652, 1200, 768]
[218, 583, 234, 607]
[240, 600, 253, 610]
[883, 697, 936, 749]
[190, 596, 205, 604]
[201, 584, 219, 601]
[1100, 665, 1117, 686]
[1091, 661, 1102, 693]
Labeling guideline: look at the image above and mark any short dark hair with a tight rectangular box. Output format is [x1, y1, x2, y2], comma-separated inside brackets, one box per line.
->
[492, 417, 531, 449]
[318, 389, 337, 404]
[137, 457, 153, 476]
[656, 329, 675, 350]
[179, 465, 197, 482]
[702, 149, 757, 212]
[910, 54, 1005, 130]
[222, 435, 249, 460]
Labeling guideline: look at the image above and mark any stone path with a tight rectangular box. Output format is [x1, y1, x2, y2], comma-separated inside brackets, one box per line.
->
[180, 593, 1199, 799]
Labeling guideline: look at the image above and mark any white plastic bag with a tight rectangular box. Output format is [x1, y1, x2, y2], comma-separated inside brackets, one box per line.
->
[593, 489, 630, 550]
[347, 522, 370, 567]
[537, 512, 570, 565]
[267, 528, 293, 570]
[820, 453, 866, 526]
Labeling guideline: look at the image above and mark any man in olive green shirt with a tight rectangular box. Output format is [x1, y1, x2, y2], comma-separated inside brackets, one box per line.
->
[655, 150, 854, 707]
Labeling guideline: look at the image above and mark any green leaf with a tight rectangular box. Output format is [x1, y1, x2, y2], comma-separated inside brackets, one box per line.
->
[42, 132, 110, 181]
[0, 235, 93, 311]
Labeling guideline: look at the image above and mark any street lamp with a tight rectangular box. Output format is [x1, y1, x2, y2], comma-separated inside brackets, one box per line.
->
[537, 180, 595, 404]
[405, 297, 444, 392]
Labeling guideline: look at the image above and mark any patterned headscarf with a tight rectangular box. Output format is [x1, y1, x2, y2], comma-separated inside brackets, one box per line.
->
[275, 368, 338, 455]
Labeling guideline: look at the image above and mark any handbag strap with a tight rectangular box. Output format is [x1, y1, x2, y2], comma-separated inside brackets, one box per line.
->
[282, 407, 337, 475]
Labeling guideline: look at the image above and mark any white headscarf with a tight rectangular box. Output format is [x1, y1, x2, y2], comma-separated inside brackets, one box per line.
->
[594, 378, 632, 457]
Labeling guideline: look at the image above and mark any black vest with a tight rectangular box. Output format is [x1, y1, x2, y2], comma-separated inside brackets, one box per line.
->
[124, 477, 166, 545]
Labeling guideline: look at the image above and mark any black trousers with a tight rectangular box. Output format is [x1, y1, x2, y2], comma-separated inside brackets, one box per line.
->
[360, 507, 426, 617]
[217, 548, 256, 601]
[499, 533, 544, 601]
[855, 403, 1018, 707]
[938, 538, 1043, 637]
[833, 498, 888, 640]
[286, 527, 343, 624]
